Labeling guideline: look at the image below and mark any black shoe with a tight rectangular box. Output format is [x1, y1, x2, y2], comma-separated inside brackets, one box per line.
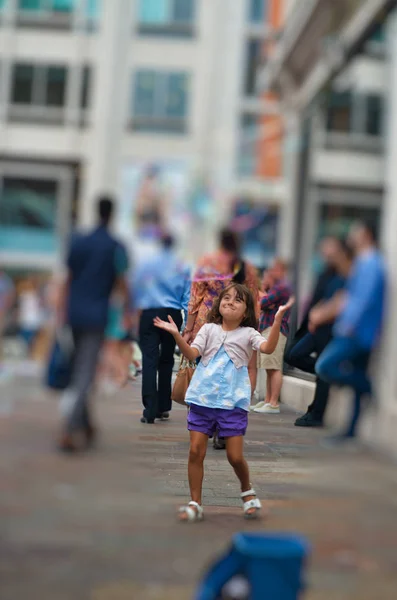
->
[213, 433, 226, 450]
[295, 413, 323, 428]
[140, 417, 155, 424]
[156, 412, 170, 421]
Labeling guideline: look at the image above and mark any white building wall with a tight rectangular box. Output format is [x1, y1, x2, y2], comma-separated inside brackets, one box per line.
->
[0, 0, 259, 266]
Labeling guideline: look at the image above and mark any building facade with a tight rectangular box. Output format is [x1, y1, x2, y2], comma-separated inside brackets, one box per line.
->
[0, 0, 268, 271]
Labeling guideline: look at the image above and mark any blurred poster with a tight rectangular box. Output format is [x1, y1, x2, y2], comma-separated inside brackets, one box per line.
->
[229, 199, 279, 269]
[118, 160, 190, 260]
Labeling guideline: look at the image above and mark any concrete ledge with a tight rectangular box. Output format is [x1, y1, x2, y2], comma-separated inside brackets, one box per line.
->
[280, 375, 315, 413]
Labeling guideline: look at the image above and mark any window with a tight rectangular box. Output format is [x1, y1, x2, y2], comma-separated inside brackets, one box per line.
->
[244, 40, 262, 96]
[80, 65, 91, 110]
[326, 91, 352, 133]
[10, 62, 67, 124]
[132, 70, 189, 133]
[365, 95, 383, 136]
[249, 0, 265, 24]
[79, 65, 92, 127]
[0, 176, 58, 254]
[137, 0, 195, 37]
[85, 0, 101, 32]
[17, 0, 75, 28]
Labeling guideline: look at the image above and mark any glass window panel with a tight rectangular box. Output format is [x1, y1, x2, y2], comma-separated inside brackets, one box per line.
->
[138, 0, 169, 24]
[326, 91, 352, 132]
[86, 0, 99, 18]
[244, 40, 261, 96]
[18, 0, 42, 10]
[80, 66, 91, 109]
[173, 0, 194, 22]
[45, 66, 67, 106]
[12, 64, 34, 104]
[366, 95, 383, 136]
[0, 177, 58, 254]
[134, 71, 156, 116]
[0, 0, 5, 10]
[51, 0, 75, 12]
[249, 0, 265, 23]
[165, 73, 188, 117]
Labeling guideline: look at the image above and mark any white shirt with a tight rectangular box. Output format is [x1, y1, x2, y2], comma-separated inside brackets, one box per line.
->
[191, 323, 265, 369]
[19, 291, 42, 329]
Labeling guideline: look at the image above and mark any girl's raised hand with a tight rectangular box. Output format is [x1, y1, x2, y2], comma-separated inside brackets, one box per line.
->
[153, 315, 180, 336]
[275, 296, 295, 319]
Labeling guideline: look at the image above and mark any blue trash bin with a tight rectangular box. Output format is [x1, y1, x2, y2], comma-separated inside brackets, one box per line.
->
[195, 532, 311, 600]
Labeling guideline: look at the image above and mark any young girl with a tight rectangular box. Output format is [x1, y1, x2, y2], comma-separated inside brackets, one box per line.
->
[154, 283, 294, 522]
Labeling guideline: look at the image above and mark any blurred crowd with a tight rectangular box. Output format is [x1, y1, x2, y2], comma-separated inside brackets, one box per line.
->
[0, 192, 386, 454]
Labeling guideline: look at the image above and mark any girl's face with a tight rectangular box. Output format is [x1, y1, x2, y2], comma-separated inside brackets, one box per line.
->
[219, 287, 247, 323]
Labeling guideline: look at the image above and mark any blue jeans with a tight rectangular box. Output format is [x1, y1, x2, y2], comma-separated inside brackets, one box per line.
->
[315, 337, 371, 437]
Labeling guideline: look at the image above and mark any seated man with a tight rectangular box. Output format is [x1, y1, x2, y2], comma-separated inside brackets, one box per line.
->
[285, 237, 352, 427]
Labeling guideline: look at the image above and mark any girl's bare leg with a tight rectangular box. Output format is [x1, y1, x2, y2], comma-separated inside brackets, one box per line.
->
[226, 436, 257, 515]
[180, 431, 208, 520]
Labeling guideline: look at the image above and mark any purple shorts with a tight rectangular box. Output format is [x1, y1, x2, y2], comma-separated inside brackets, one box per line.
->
[187, 404, 248, 438]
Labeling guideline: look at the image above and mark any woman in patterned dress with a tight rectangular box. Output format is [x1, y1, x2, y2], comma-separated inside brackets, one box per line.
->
[183, 229, 260, 447]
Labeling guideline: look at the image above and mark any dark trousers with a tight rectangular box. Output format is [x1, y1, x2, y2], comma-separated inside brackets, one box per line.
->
[285, 331, 331, 422]
[61, 329, 104, 434]
[139, 308, 183, 421]
[316, 337, 371, 437]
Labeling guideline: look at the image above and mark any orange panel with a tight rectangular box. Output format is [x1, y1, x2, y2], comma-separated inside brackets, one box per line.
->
[255, 0, 284, 179]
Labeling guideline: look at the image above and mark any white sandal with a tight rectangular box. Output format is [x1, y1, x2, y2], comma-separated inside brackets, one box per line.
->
[178, 501, 204, 523]
[241, 488, 262, 519]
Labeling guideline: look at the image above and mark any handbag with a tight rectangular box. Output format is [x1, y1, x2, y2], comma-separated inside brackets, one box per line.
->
[171, 356, 196, 406]
[45, 327, 74, 391]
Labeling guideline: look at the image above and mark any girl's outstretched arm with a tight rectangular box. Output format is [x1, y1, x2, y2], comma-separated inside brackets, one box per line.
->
[154, 316, 200, 362]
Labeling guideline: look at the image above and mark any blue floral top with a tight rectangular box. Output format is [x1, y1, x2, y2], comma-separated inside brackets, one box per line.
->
[185, 346, 251, 412]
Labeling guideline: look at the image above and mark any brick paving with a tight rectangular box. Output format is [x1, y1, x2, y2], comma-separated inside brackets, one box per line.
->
[1, 372, 397, 599]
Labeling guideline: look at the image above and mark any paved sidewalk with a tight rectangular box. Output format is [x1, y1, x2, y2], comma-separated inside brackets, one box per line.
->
[1, 374, 397, 599]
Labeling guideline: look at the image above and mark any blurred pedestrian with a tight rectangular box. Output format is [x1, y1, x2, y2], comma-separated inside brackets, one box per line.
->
[154, 283, 294, 522]
[57, 196, 130, 452]
[18, 276, 43, 354]
[133, 234, 190, 424]
[183, 228, 259, 448]
[100, 281, 133, 390]
[316, 220, 386, 444]
[254, 259, 292, 414]
[0, 270, 15, 370]
[286, 237, 353, 427]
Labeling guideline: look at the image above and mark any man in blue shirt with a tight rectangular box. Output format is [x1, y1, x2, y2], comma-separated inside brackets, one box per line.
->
[133, 234, 190, 424]
[58, 196, 129, 452]
[316, 220, 386, 442]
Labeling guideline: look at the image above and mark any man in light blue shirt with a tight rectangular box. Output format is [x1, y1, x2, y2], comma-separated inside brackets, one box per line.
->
[133, 234, 190, 424]
[316, 220, 386, 442]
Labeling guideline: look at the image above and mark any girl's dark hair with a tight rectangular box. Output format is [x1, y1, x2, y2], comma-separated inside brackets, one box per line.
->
[219, 228, 246, 284]
[207, 283, 258, 329]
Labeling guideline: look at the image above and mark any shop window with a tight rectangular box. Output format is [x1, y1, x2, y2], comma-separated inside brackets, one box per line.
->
[0, 176, 58, 253]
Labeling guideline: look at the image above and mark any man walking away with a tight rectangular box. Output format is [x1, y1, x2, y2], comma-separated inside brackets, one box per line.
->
[58, 196, 129, 452]
[133, 234, 190, 424]
[254, 259, 292, 414]
[316, 220, 386, 444]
